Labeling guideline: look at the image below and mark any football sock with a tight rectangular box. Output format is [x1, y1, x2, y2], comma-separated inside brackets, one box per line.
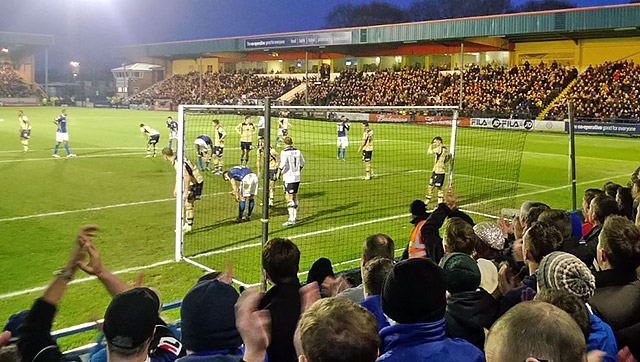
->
[64, 145, 71, 155]
[205, 160, 210, 169]
[247, 199, 255, 217]
[186, 209, 194, 226]
[198, 157, 203, 170]
[168, 140, 173, 149]
[437, 190, 444, 204]
[287, 200, 295, 221]
[292, 199, 298, 220]
[238, 200, 246, 219]
[342, 148, 346, 160]
[337, 148, 341, 159]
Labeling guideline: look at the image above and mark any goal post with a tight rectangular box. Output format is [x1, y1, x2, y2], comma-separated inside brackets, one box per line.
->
[173, 104, 527, 287]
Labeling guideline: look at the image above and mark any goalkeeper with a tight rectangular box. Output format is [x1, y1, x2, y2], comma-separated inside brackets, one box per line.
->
[425, 136, 450, 206]
[256, 137, 280, 207]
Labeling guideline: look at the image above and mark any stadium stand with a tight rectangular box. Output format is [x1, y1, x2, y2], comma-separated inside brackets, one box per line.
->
[0, 65, 35, 98]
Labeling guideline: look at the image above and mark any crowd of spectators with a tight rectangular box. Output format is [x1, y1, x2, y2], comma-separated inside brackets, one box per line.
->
[546, 60, 640, 120]
[129, 71, 302, 105]
[0, 65, 34, 98]
[296, 61, 579, 118]
[2, 168, 640, 362]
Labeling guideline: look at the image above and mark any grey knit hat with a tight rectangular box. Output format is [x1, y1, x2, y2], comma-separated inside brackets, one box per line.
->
[537, 251, 595, 302]
[473, 221, 505, 250]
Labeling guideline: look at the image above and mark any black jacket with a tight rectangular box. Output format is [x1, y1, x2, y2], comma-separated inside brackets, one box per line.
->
[445, 289, 500, 351]
[259, 279, 302, 362]
[590, 269, 640, 360]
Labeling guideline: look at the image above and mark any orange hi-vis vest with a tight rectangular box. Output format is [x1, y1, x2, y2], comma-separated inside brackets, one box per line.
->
[408, 219, 428, 259]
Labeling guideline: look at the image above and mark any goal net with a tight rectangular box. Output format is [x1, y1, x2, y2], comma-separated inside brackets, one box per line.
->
[174, 104, 528, 287]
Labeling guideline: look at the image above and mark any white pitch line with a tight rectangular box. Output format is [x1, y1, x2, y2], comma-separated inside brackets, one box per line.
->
[0, 152, 145, 163]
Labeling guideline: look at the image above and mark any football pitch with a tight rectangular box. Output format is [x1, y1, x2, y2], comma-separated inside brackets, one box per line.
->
[0, 106, 637, 348]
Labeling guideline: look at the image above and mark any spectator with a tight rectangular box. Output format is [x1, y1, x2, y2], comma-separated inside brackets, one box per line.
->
[404, 200, 430, 259]
[591, 215, 640, 359]
[537, 251, 618, 362]
[178, 279, 243, 361]
[497, 221, 562, 315]
[616, 187, 634, 220]
[582, 188, 605, 237]
[17, 226, 184, 362]
[305, 257, 335, 297]
[440, 252, 499, 350]
[337, 234, 395, 303]
[538, 209, 591, 266]
[421, 189, 475, 264]
[485, 301, 588, 362]
[583, 194, 619, 268]
[259, 238, 301, 362]
[296, 297, 380, 362]
[378, 258, 484, 362]
[359, 257, 393, 332]
[473, 221, 505, 260]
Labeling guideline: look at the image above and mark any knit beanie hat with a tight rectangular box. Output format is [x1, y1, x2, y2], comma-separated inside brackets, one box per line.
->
[307, 257, 335, 286]
[439, 252, 481, 293]
[380, 258, 446, 323]
[410, 200, 427, 216]
[538, 251, 595, 302]
[180, 279, 242, 352]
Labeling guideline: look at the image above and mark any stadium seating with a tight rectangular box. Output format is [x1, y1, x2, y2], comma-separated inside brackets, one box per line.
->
[0, 65, 34, 98]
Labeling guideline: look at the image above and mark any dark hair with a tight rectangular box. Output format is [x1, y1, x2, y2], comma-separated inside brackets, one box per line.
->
[524, 222, 562, 263]
[262, 238, 300, 284]
[590, 194, 619, 224]
[363, 234, 395, 262]
[616, 187, 634, 220]
[139, 123, 145, 128]
[432, 136, 443, 142]
[603, 182, 622, 199]
[443, 217, 477, 255]
[161, 147, 174, 157]
[583, 188, 604, 207]
[534, 289, 590, 342]
[538, 209, 572, 240]
[362, 257, 394, 296]
[212, 119, 219, 124]
[524, 204, 550, 229]
[599, 215, 640, 271]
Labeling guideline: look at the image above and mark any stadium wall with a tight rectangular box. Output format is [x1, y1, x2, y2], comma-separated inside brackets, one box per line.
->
[515, 38, 640, 71]
[171, 58, 219, 75]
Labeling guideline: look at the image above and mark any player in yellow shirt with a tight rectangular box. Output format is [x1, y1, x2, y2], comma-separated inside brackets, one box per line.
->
[140, 123, 161, 158]
[211, 119, 227, 174]
[357, 122, 374, 180]
[235, 116, 255, 166]
[18, 110, 31, 153]
[426, 136, 450, 206]
[257, 136, 280, 207]
[162, 147, 204, 232]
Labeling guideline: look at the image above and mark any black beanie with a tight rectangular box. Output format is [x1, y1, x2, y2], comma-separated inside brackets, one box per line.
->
[410, 200, 427, 216]
[380, 258, 446, 324]
[307, 257, 334, 285]
[180, 279, 242, 352]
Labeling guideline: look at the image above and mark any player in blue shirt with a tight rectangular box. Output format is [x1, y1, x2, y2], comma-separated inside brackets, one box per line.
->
[52, 109, 76, 158]
[336, 116, 350, 161]
[222, 166, 259, 222]
[166, 116, 178, 150]
[194, 134, 213, 171]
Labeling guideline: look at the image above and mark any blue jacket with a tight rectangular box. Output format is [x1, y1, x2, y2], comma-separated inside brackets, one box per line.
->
[360, 295, 390, 332]
[377, 319, 484, 362]
[588, 312, 618, 362]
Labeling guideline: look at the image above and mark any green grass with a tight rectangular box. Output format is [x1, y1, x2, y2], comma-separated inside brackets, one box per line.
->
[0, 106, 636, 350]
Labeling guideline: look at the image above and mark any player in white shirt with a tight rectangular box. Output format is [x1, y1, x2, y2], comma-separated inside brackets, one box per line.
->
[276, 112, 290, 147]
[279, 136, 305, 226]
[18, 110, 31, 153]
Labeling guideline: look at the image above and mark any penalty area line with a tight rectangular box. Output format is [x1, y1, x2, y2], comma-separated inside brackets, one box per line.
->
[0, 152, 146, 163]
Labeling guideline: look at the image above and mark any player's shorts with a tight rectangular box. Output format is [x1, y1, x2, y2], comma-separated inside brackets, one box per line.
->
[168, 130, 178, 140]
[194, 138, 210, 156]
[188, 182, 204, 202]
[362, 150, 372, 162]
[337, 136, 349, 148]
[429, 172, 445, 187]
[20, 129, 31, 139]
[268, 169, 278, 182]
[258, 128, 265, 137]
[213, 146, 224, 157]
[240, 173, 259, 197]
[278, 129, 289, 137]
[283, 182, 300, 194]
[148, 134, 160, 145]
[240, 142, 252, 151]
[56, 132, 69, 143]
